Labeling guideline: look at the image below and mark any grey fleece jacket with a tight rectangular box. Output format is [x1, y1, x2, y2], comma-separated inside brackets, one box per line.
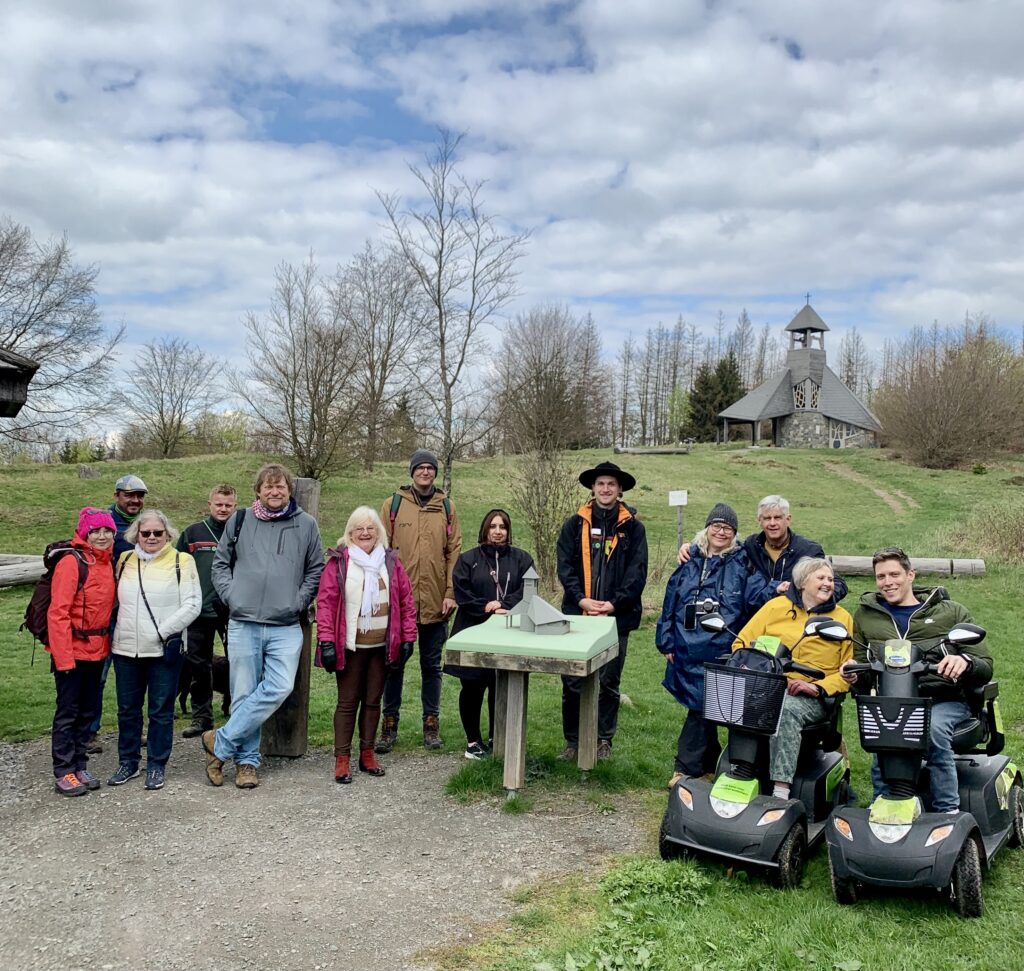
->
[211, 505, 324, 626]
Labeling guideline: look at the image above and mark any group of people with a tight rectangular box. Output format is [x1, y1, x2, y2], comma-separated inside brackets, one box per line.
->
[44, 452, 991, 816]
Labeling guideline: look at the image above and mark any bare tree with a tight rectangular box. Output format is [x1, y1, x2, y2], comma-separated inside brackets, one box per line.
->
[234, 257, 359, 480]
[0, 217, 123, 443]
[378, 130, 527, 494]
[332, 242, 421, 470]
[616, 333, 636, 446]
[120, 337, 223, 458]
[837, 326, 874, 396]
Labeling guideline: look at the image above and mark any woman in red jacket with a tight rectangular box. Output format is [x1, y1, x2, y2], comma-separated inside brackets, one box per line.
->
[48, 507, 118, 796]
[315, 506, 417, 784]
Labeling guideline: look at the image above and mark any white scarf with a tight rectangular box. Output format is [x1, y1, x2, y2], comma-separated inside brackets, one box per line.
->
[348, 545, 386, 631]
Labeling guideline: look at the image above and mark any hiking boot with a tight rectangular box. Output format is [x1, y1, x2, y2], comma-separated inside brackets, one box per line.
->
[107, 762, 140, 786]
[423, 715, 443, 750]
[144, 766, 165, 790]
[85, 733, 103, 754]
[557, 745, 578, 762]
[596, 740, 612, 761]
[359, 749, 386, 777]
[334, 755, 352, 784]
[375, 716, 398, 754]
[201, 729, 224, 787]
[75, 769, 101, 791]
[182, 723, 212, 739]
[465, 742, 488, 761]
[55, 772, 88, 797]
[235, 764, 259, 789]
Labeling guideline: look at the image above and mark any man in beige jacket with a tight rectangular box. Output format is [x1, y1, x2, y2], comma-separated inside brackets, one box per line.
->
[376, 449, 462, 751]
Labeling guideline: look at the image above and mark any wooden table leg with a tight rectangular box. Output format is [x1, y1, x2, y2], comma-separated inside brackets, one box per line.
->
[577, 669, 599, 772]
[493, 669, 508, 755]
[502, 671, 529, 793]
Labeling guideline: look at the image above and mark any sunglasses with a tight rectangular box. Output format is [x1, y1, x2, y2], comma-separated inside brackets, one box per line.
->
[139, 529, 166, 538]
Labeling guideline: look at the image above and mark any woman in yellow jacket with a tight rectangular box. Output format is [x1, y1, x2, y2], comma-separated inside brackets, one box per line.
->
[733, 557, 853, 799]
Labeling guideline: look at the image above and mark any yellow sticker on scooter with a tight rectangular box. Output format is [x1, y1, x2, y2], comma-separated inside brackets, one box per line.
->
[869, 796, 921, 825]
[996, 766, 1014, 811]
[993, 699, 1004, 733]
[753, 635, 782, 657]
[883, 639, 912, 668]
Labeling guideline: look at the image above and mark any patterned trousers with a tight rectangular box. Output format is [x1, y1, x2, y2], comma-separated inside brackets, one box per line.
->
[770, 693, 828, 783]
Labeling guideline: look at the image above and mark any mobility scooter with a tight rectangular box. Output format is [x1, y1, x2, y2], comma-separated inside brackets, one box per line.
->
[826, 624, 1022, 917]
[659, 614, 852, 887]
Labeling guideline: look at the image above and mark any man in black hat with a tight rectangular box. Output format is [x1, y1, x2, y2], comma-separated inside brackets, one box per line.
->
[556, 461, 648, 761]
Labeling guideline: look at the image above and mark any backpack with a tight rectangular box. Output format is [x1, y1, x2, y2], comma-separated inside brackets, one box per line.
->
[388, 491, 453, 542]
[21, 541, 91, 663]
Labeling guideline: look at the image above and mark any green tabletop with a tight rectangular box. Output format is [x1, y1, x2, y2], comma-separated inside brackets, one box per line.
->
[447, 614, 618, 661]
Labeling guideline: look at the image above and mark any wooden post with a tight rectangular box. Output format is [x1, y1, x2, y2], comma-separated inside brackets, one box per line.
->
[577, 670, 600, 772]
[493, 669, 509, 754]
[260, 476, 321, 758]
[502, 671, 530, 795]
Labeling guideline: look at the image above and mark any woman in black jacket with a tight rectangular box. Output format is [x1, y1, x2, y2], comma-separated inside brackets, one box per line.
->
[445, 509, 534, 760]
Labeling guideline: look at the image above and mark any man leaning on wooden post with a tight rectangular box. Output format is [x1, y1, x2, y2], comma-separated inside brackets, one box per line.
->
[200, 463, 324, 790]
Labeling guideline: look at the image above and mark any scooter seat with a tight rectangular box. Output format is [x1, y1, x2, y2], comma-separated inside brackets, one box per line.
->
[950, 716, 986, 754]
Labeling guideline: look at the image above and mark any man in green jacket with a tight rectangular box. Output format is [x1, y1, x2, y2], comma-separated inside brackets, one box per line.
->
[841, 547, 993, 813]
[176, 483, 237, 738]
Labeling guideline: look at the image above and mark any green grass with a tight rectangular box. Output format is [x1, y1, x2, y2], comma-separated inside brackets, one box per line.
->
[4, 446, 1024, 970]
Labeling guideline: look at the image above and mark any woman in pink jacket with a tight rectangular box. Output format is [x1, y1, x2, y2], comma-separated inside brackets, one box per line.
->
[315, 506, 416, 784]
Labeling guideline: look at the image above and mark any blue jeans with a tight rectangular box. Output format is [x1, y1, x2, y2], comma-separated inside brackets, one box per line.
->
[113, 650, 185, 769]
[214, 621, 303, 767]
[381, 620, 446, 721]
[870, 700, 971, 812]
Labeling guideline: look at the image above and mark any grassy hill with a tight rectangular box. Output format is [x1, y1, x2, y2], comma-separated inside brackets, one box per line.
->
[2, 446, 1023, 970]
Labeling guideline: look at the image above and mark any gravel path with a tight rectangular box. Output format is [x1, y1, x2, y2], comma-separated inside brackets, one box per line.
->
[0, 734, 647, 971]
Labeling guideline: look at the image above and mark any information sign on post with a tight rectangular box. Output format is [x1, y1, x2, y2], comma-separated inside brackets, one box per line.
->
[668, 490, 688, 550]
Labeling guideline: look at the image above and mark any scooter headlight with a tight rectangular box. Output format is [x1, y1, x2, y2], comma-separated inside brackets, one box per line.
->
[757, 809, 786, 827]
[710, 796, 746, 819]
[676, 786, 694, 811]
[833, 817, 854, 841]
[925, 824, 955, 847]
[868, 821, 912, 844]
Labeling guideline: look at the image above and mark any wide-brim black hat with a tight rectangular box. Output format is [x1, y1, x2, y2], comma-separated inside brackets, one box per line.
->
[578, 460, 636, 492]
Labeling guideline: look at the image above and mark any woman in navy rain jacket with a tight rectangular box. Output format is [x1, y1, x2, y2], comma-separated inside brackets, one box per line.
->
[656, 503, 765, 788]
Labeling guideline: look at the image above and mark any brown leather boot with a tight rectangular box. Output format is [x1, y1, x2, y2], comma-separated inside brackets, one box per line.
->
[423, 714, 442, 750]
[359, 748, 385, 777]
[375, 715, 398, 754]
[334, 755, 352, 784]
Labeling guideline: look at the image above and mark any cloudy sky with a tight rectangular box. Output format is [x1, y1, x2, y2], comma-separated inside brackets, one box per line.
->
[3, 0, 1023, 368]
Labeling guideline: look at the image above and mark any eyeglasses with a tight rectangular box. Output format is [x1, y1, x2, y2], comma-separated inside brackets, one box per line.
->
[413, 464, 435, 473]
[88, 527, 115, 535]
[139, 529, 166, 538]
[708, 523, 735, 533]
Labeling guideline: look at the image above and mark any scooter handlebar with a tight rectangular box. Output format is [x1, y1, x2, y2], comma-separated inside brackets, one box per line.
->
[788, 661, 826, 679]
[843, 662, 873, 674]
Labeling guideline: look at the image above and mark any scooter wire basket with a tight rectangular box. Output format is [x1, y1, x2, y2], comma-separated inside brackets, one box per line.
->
[702, 662, 788, 734]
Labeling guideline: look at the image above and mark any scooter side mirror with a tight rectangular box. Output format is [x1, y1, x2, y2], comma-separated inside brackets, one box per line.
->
[699, 613, 727, 634]
[804, 618, 849, 642]
[945, 622, 986, 647]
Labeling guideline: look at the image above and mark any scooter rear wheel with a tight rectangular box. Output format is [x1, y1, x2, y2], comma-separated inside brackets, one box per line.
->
[949, 836, 984, 918]
[659, 809, 686, 860]
[769, 824, 806, 889]
[1008, 782, 1024, 849]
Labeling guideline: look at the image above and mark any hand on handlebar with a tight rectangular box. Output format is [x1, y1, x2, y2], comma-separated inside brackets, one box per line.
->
[935, 654, 970, 682]
[840, 660, 862, 684]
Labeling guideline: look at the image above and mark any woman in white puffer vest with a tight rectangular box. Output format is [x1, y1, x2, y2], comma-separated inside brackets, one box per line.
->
[110, 509, 201, 791]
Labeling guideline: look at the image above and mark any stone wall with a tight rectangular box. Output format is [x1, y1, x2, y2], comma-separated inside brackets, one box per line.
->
[778, 412, 828, 447]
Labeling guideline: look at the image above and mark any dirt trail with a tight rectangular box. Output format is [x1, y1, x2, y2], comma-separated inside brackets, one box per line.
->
[823, 462, 919, 515]
[0, 736, 646, 971]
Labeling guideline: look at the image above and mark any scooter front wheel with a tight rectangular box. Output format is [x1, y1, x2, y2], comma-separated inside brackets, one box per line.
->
[769, 824, 806, 889]
[659, 809, 686, 861]
[829, 856, 858, 905]
[950, 837, 984, 918]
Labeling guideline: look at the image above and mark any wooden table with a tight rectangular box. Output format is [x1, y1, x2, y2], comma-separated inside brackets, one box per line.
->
[445, 615, 618, 795]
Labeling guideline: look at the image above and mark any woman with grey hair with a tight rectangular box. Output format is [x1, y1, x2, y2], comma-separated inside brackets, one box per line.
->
[108, 509, 202, 790]
[732, 556, 853, 799]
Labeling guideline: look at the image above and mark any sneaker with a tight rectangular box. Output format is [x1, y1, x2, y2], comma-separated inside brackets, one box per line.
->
[235, 764, 259, 789]
[144, 766, 165, 790]
[55, 772, 88, 797]
[465, 742, 488, 761]
[375, 716, 398, 754]
[182, 723, 212, 739]
[596, 740, 612, 761]
[75, 769, 101, 791]
[85, 733, 103, 754]
[423, 715, 443, 750]
[557, 745, 578, 762]
[201, 729, 224, 787]
[107, 763, 140, 786]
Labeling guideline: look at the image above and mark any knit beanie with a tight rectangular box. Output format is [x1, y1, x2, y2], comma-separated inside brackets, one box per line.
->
[705, 503, 739, 532]
[76, 506, 117, 540]
[409, 449, 439, 476]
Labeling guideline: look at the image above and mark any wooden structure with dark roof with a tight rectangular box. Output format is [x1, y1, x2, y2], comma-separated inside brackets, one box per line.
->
[718, 302, 881, 448]
[0, 347, 39, 418]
